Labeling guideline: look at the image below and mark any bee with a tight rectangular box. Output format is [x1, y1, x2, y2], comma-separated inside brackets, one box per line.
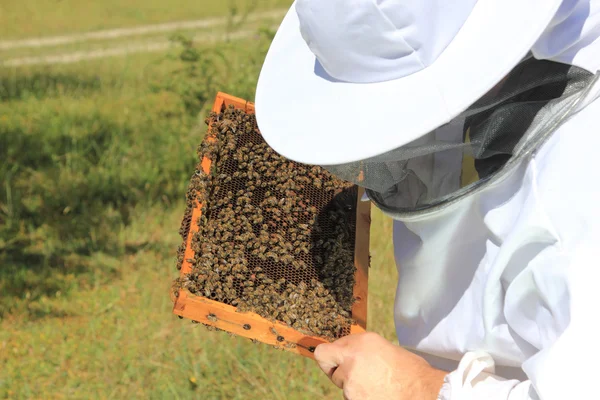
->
[219, 119, 237, 134]
[265, 252, 279, 262]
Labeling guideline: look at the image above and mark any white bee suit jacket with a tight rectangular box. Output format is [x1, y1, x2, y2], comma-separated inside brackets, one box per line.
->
[392, 3, 600, 398]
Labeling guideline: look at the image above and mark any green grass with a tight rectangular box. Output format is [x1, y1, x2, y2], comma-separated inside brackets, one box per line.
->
[0, 30, 276, 314]
[0, 0, 291, 40]
[0, 205, 396, 400]
[0, 6, 399, 398]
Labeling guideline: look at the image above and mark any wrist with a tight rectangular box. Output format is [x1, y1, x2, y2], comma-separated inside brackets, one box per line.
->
[418, 366, 447, 400]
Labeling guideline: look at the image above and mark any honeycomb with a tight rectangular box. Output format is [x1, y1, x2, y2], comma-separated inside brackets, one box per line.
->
[174, 104, 359, 341]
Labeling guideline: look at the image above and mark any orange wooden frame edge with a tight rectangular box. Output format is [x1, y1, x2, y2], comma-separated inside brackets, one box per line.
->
[172, 92, 371, 359]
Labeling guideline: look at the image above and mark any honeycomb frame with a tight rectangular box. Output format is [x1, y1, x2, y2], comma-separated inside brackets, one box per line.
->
[172, 92, 371, 359]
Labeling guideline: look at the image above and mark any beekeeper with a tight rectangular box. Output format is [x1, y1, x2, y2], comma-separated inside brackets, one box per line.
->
[254, 0, 600, 398]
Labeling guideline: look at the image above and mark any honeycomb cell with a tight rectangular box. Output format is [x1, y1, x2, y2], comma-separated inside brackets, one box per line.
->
[173, 105, 358, 341]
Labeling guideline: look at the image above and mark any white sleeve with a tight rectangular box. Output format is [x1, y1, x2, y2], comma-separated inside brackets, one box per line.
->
[437, 352, 533, 400]
[437, 238, 600, 400]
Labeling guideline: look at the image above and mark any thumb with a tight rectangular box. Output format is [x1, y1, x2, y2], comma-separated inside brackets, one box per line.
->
[314, 342, 345, 380]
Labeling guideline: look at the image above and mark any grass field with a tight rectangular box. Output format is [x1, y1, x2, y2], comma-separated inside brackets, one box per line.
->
[0, 3, 399, 399]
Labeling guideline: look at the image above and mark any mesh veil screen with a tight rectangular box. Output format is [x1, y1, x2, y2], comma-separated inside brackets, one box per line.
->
[322, 57, 597, 212]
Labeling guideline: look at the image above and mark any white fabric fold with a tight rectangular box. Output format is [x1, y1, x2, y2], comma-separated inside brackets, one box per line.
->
[437, 352, 531, 400]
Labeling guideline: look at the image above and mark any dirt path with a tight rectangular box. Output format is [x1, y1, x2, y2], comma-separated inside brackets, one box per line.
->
[2, 28, 273, 67]
[0, 9, 285, 67]
[0, 9, 286, 51]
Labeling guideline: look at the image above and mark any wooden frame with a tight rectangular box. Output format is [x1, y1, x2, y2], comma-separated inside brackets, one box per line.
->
[172, 92, 371, 359]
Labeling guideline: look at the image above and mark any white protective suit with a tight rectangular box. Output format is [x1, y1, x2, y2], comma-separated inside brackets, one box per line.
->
[389, 2, 600, 398]
[254, 0, 600, 397]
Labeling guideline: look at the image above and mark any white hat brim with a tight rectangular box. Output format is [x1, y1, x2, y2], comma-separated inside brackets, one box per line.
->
[255, 0, 563, 165]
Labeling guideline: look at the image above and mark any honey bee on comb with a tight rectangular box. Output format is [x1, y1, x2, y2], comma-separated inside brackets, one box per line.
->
[174, 104, 360, 342]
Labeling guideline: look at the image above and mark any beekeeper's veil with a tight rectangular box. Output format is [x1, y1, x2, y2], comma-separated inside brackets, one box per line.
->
[255, 0, 600, 215]
[327, 57, 598, 214]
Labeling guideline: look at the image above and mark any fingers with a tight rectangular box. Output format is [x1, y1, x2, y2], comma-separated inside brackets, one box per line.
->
[314, 334, 378, 391]
[313, 333, 421, 399]
[314, 342, 345, 385]
[330, 361, 348, 390]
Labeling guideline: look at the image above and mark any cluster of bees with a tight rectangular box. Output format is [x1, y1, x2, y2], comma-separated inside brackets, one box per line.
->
[174, 105, 358, 341]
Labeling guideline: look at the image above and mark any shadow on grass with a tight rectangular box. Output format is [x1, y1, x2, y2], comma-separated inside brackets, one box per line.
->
[0, 89, 186, 320]
[0, 235, 178, 320]
[0, 244, 119, 319]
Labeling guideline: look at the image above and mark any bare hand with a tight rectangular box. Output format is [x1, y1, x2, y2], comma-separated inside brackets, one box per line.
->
[314, 332, 446, 400]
